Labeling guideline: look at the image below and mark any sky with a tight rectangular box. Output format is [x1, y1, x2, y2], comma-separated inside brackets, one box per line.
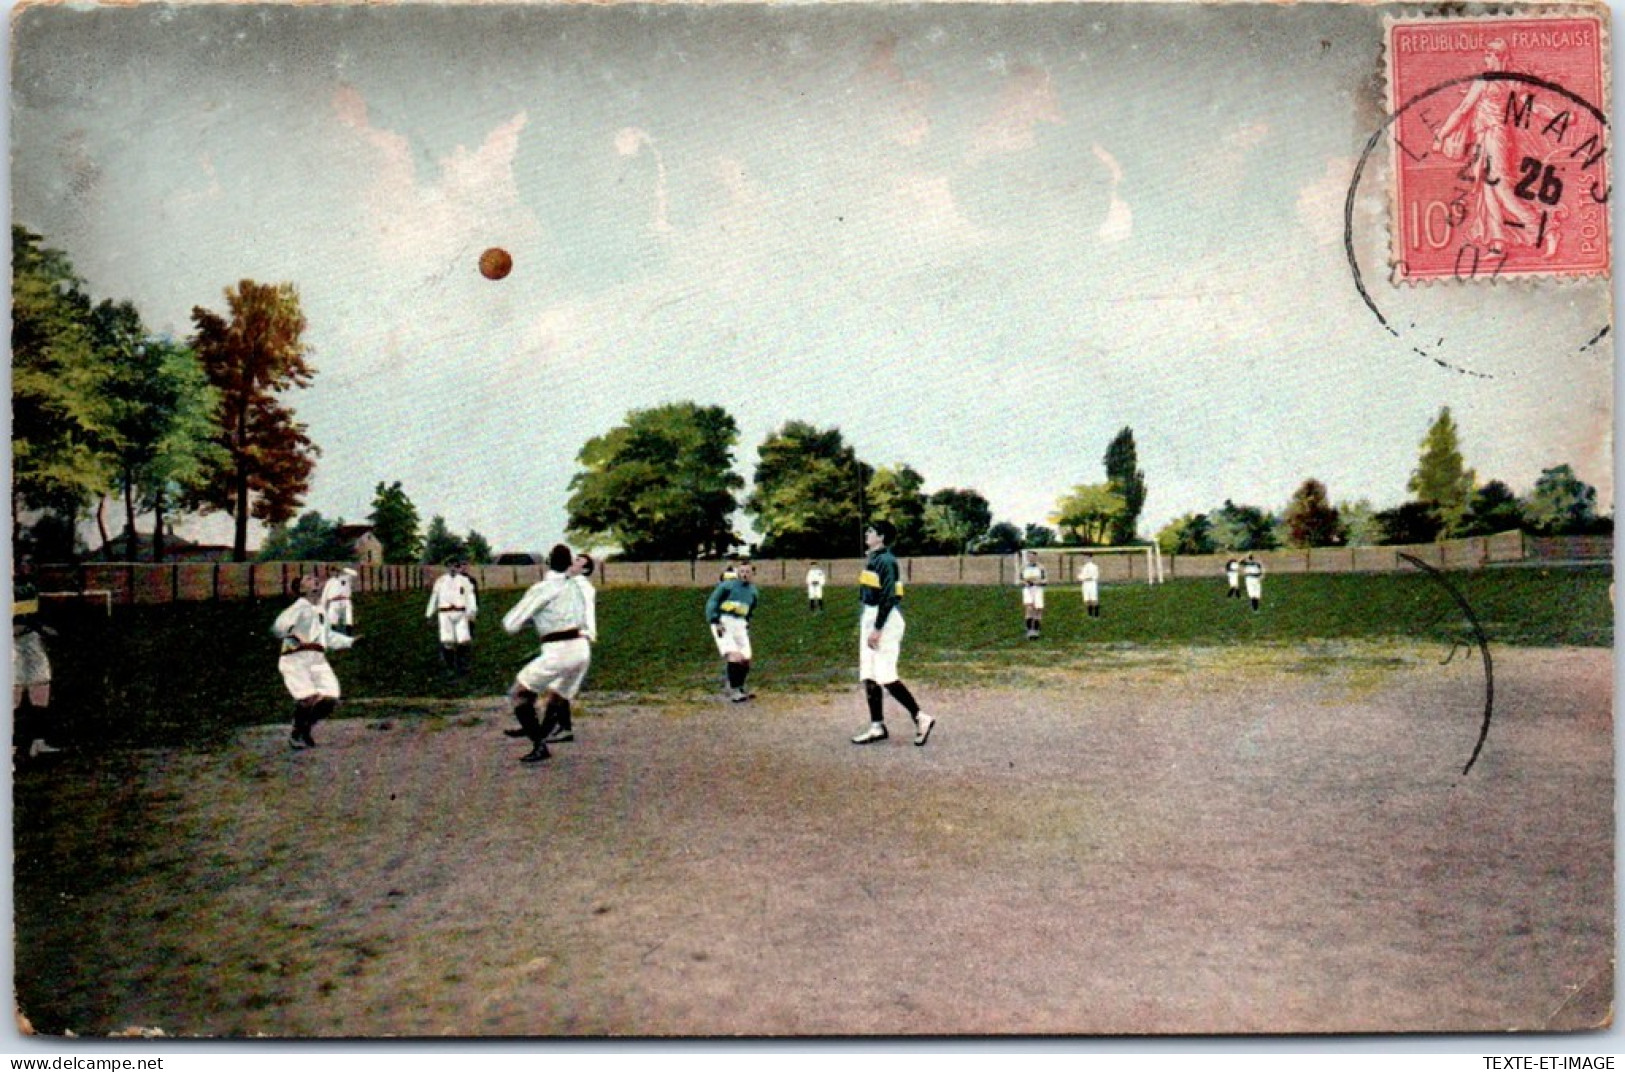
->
[9, 0, 1616, 555]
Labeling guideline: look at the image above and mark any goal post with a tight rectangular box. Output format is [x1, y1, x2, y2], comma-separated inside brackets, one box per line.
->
[1047, 546, 1165, 585]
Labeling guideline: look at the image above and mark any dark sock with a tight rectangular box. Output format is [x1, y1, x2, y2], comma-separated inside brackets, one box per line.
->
[864, 680, 884, 723]
[884, 681, 920, 718]
[726, 662, 744, 689]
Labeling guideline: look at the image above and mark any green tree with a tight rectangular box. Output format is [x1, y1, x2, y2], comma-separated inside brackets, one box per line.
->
[745, 421, 871, 558]
[257, 511, 353, 562]
[1051, 484, 1126, 546]
[1460, 480, 1526, 536]
[1209, 499, 1279, 551]
[922, 488, 993, 554]
[1022, 523, 1057, 549]
[422, 515, 469, 565]
[976, 521, 1024, 555]
[1524, 465, 1601, 535]
[1283, 478, 1344, 548]
[570, 402, 744, 559]
[1103, 426, 1147, 545]
[465, 530, 493, 565]
[369, 481, 423, 564]
[1375, 501, 1443, 545]
[190, 280, 320, 560]
[1336, 499, 1383, 546]
[11, 227, 116, 531]
[1407, 407, 1475, 537]
[1156, 512, 1215, 555]
[865, 464, 928, 551]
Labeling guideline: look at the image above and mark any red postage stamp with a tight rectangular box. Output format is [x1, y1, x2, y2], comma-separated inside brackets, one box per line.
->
[1385, 13, 1610, 282]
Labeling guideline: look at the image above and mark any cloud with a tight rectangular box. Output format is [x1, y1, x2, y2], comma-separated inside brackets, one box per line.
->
[862, 35, 932, 147]
[971, 65, 1062, 160]
[1296, 156, 1356, 247]
[332, 84, 538, 273]
[1092, 144, 1133, 245]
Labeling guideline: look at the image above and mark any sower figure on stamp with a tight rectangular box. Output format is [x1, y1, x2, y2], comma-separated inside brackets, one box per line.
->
[1243, 554, 1265, 611]
[273, 573, 357, 750]
[805, 561, 826, 614]
[501, 545, 592, 765]
[1020, 550, 1047, 638]
[321, 567, 358, 635]
[13, 555, 61, 761]
[425, 559, 478, 676]
[706, 560, 760, 703]
[1079, 552, 1102, 619]
[851, 520, 934, 747]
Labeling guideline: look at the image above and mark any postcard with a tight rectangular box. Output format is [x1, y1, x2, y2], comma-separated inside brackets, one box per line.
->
[8, 0, 1614, 1040]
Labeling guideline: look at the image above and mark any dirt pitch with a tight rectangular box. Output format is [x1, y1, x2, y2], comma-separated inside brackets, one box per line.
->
[12, 645, 1613, 1038]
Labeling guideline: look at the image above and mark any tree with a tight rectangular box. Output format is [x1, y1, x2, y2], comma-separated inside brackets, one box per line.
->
[1209, 499, 1279, 551]
[865, 464, 928, 551]
[465, 530, 493, 565]
[976, 521, 1024, 555]
[745, 421, 871, 558]
[922, 488, 993, 554]
[1022, 524, 1057, 549]
[1051, 484, 1126, 546]
[1524, 465, 1601, 535]
[570, 402, 744, 559]
[257, 511, 353, 562]
[1156, 512, 1215, 555]
[1103, 426, 1147, 545]
[190, 280, 320, 560]
[88, 301, 222, 561]
[1336, 499, 1383, 546]
[369, 481, 423, 564]
[11, 227, 116, 531]
[421, 515, 469, 565]
[1283, 478, 1344, 548]
[1375, 502, 1443, 545]
[1460, 480, 1526, 536]
[1408, 407, 1475, 537]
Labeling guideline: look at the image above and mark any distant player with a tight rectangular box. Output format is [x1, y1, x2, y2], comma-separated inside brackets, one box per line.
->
[805, 561, 826, 613]
[1020, 550, 1047, 638]
[851, 520, 934, 747]
[425, 559, 478, 675]
[706, 561, 760, 702]
[320, 567, 358, 634]
[12, 555, 61, 760]
[1079, 553, 1101, 618]
[273, 573, 357, 749]
[1243, 554, 1265, 611]
[1225, 558, 1241, 599]
[501, 545, 592, 765]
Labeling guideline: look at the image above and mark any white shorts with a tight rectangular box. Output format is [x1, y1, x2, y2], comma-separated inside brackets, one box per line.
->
[1081, 581, 1099, 602]
[436, 609, 473, 645]
[858, 605, 905, 685]
[279, 651, 341, 701]
[807, 584, 825, 599]
[712, 615, 752, 659]
[1245, 577, 1263, 599]
[1023, 586, 1045, 610]
[13, 630, 50, 689]
[515, 637, 592, 700]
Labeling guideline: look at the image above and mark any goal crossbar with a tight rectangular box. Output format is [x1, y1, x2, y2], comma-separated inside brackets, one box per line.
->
[1051, 546, 1165, 585]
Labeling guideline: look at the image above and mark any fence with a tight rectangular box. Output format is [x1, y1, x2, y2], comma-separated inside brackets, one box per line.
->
[30, 531, 1608, 607]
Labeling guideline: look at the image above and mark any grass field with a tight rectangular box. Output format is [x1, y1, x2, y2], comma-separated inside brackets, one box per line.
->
[31, 564, 1612, 751]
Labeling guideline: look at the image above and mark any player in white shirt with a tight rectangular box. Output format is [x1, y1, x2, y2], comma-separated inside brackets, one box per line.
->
[425, 559, 478, 676]
[1020, 550, 1047, 639]
[1079, 553, 1102, 618]
[1242, 554, 1265, 611]
[273, 573, 357, 749]
[501, 545, 592, 764]
[805, 562, 826, 613]
[320, 567, 358, 634]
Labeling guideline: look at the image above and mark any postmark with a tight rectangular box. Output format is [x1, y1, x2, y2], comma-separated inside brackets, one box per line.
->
[1384, 13, 1610, 284]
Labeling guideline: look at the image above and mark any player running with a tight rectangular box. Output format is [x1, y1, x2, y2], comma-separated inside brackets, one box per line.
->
[501, 545, 592, 765]
[273, 573, 358, 749]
